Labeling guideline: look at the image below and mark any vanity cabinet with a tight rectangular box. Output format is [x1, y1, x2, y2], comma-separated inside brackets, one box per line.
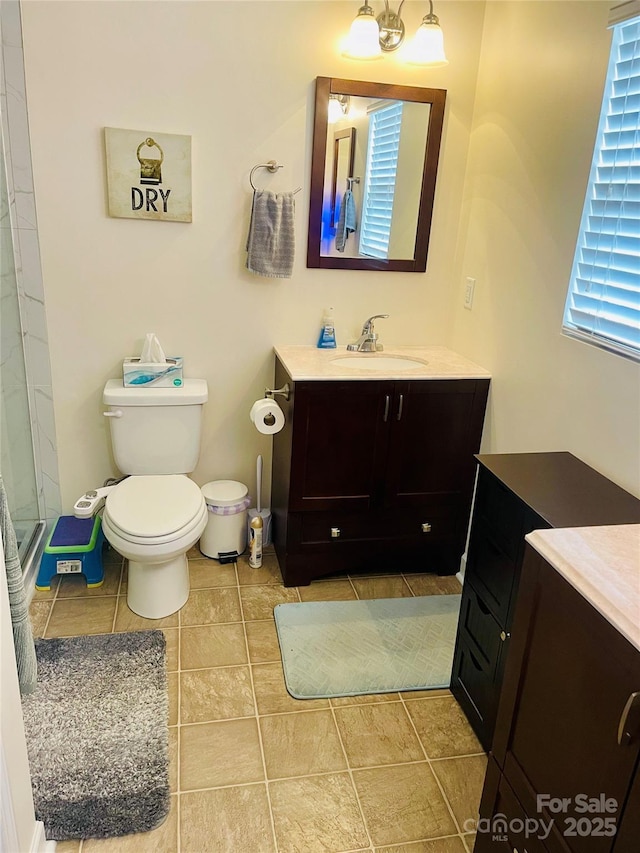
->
[451, 453, 640, 751]
[271, 355, 489, 586]
[475, 541, 640, 853]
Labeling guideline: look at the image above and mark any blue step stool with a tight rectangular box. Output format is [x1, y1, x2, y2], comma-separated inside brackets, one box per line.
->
[36, 515, 105, 591]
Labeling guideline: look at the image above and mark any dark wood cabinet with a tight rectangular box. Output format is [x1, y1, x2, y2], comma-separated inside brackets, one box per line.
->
[271, 356, 489, 586]
[451, 453, 640, 751]
[476, 544, 640, 853]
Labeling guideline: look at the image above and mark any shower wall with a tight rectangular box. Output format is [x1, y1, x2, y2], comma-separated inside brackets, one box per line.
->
[0, 0, 60, 570]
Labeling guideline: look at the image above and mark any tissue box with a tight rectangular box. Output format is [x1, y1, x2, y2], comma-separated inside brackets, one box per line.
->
[123, 357, 183, 388]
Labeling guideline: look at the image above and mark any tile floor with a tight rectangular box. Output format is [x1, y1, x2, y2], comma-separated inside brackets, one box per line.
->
[29, 544, 484, 853]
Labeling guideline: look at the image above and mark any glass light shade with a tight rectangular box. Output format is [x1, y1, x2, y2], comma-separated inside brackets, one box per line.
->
[342, 11, 382, 60]
[406, 22, 448, 66]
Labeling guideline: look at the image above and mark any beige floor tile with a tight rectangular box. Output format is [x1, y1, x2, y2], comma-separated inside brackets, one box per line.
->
[431, 755, 488, 830]
[83, 794, 178, 852]
[334, 702, 425, 767]
[269, 773, 369, 853]
[331, 691, 400, 706]
[375, 838, 468, 853]
[55, 561, 122, 598]
[168, 726, 178, 792]
[180, 718, 264, 789]
[404, 575, 462, 596]
[298, 579, 357, 601]
[52, 842, 81, 853]
[168, 671, 178, 726]
[31, 580, 57, 600]
[252, 662, 329, 714]
[180, 587, 241, 626]
[181, 623, 247, 669]
[181, 665, 255, 723]
[351, 575, 413, 599]
[188, 557, 237, 588]
[44, 596, 117, 637]
[463, 832, 477, 851]
[29, 600, 52, 638]
[353, 763, 457, 846]
[163, 627, 179, 672]
[405, 697, 483, 759]
[113, 596, 178, 632]
[180, 785, 275, 852]
[260, 710, 347, 778]
[239, 584, 299, 620]
[245, 619, 281, 663]
[237, 552, 283, 585]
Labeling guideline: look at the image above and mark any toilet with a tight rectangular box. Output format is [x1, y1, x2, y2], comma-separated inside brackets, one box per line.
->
[101, 378, 208, 619]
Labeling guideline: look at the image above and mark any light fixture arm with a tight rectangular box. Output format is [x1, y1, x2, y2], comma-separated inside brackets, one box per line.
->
[377, 0, 406, 51]
[422, 0, 440, 26]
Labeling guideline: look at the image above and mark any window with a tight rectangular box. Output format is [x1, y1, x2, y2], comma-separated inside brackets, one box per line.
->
[359, 101, 403, 260]
[562, 14, 640, 362]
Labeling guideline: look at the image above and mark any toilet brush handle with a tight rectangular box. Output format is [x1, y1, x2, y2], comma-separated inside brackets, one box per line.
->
[256, 455, 263, 514]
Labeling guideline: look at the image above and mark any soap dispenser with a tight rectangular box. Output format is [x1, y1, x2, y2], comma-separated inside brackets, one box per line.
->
[317, 307, 337, 349]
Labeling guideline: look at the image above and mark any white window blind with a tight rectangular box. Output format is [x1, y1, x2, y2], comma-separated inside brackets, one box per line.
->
[359, 102, 403, 260]
[562, 16, 640, 361]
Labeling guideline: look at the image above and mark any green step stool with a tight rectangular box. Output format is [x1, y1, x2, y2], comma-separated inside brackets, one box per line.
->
[36, 515, 105, 591]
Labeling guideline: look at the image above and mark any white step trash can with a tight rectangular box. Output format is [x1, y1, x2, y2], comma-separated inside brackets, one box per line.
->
[200, 480, 250, 561]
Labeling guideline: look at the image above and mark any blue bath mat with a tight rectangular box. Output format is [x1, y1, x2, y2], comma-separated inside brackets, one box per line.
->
[274, 594, 461, 699]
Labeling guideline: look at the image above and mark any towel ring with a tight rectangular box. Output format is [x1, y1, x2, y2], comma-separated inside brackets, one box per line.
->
[250, 160, 302, 194]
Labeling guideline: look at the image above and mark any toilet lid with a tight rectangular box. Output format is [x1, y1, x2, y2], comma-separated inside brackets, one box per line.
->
[105, 475, 204, 538]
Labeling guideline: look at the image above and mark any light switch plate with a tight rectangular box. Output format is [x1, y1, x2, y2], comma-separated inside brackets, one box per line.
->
[464, 277, 476, 310]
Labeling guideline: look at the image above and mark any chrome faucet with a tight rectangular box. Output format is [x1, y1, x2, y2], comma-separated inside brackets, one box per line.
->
[347, 314, 390, 352]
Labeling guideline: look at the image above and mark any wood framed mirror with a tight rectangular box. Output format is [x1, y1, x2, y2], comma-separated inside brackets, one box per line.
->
[307, 77, 446, 273]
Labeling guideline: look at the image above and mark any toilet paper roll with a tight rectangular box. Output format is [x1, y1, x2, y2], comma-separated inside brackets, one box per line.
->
[250, 398, 285, 435]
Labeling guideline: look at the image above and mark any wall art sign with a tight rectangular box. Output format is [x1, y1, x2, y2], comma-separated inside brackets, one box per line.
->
[104, 127, 192, 222]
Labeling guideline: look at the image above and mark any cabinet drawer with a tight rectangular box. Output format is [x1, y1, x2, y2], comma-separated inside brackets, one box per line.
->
[467, 525, 517, 624]
[475, 470, 524, 560]
[459, 581, 503, 671]
[298, 509, 456, 546]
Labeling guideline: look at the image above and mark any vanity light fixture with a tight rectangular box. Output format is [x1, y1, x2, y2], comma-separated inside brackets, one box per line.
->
[342, 0, 448, 66]
[328, 94, 351, 123]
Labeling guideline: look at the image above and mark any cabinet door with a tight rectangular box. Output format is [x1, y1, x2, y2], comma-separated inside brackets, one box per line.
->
[385, 379, 488, 513]
[288, 380, 392, 512]
[493, 548, 640, 853]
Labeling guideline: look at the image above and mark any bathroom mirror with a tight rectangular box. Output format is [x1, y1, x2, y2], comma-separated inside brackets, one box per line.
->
[307, 77, 446, 273]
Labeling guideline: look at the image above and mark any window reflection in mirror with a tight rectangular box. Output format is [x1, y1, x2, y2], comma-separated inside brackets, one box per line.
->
[308, 78, 446, 273]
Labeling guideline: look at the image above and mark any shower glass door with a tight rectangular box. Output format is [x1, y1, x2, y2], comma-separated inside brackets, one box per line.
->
[0, 125, 41, 560]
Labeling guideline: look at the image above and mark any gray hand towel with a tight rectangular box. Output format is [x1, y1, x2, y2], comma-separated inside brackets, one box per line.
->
[335, 189, 357, 252]
[246, 190, 295, 278]
[0, 476, 38, 694]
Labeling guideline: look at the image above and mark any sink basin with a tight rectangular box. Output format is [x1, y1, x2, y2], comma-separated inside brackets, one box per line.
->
[331, 355, 428, 370]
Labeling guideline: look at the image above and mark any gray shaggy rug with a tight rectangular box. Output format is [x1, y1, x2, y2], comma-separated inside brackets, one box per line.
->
[21, 631, 170, 841]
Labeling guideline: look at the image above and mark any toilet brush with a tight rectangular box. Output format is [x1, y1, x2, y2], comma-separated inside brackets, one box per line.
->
[247, 455, 272, 546]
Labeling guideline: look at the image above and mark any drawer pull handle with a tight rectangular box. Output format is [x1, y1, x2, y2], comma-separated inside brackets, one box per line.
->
[397, 394, 404, 421]
[383, 395, 390, 422]
[330, 527, 341, 539]
[421, 522, 432, 534]
[617, 691, 640, 746]
[500, 630, 511, 642]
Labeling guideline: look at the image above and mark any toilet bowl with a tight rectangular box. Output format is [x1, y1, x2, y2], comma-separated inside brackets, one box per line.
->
[102, 474, 207, 619]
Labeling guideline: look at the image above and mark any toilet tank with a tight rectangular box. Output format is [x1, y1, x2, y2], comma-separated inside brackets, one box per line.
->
[103, 379, 208, 474]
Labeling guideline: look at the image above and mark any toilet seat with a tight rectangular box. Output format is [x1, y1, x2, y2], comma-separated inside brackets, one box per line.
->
[104, 475, 205, 544]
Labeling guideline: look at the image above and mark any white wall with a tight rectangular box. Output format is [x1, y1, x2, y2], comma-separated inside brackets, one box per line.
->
[450, 1, 640, 497]
[20, 0, 486, 510]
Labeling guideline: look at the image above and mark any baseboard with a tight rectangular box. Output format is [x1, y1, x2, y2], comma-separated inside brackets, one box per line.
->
[456, 551, 467, 586]
[30, 821, 55, 852]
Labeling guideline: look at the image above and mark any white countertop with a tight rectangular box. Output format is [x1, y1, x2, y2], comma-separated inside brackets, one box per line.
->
[274, 345, 491, 381]
[526, 525, 640, 652]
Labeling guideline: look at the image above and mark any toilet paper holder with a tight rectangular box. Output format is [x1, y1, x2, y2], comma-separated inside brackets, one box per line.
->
[264, 383, 290, 401]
